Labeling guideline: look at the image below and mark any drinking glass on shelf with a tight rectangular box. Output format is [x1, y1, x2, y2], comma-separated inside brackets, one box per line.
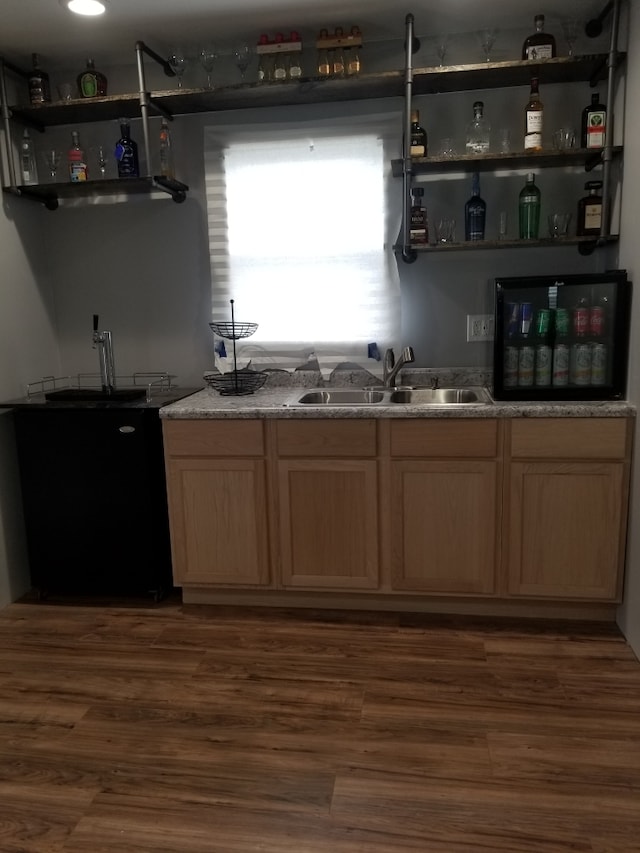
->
[41, 149, 61, 180]
[561, 18, 580, 56]
[168, 48, 188, 88]
[96, 145, 108, 177]
[233, 43, 253, 80]
[477, 28, 499, 62]
[432, 34, 451, 66]
[199, 44, 218, 89]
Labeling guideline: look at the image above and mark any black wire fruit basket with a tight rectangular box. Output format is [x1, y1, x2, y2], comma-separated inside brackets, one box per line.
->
[206, 300, 266, 396]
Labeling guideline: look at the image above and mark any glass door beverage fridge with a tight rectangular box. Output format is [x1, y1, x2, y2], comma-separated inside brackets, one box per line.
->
[493, 270, 631, 401]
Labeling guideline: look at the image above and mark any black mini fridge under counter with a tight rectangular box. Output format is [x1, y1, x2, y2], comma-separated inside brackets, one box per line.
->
[492, 270, 631, 401]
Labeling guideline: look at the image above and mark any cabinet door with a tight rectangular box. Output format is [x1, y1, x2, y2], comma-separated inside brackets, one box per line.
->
[165, 457, 270, 587]
[389, 460, 498, 594]
[278, 459, 378, 589]
[507, 461, 625, 600]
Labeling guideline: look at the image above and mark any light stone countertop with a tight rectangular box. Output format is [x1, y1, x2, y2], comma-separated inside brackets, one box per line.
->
[160, 368, 636, 420]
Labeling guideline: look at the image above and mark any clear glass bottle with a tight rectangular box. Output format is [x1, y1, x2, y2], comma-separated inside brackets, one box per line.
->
[272, 33, 287, 81]
[519, 172, 541, 239]
[410, 110, 428, 158]
[115, 119, 140, 178]
[522, 14, 556, 60]
[576, 180, 603, 236]
[332, 27, 345, 76]
[288, 31, 303, 79]
[159, 118, 174, 179]
[524, 76, 544, 151]
[317, 29, 331, 76]
[77, 58, 108, 98]
[68, 130, 88, 182]
[346, 25, 362, 75]
[20, 129, 37, 185]
[465, 101, 491, 154]
[581, 92, 607, 149]
[464, 172, 486, 240]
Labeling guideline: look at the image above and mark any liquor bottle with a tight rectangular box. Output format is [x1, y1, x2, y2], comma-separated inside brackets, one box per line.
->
[409, 110, 427, 158]
[257, 34, 273, 83]
[581, 92, 606, 149]
[332, 27, 345, 76]
[20, 129, 38, 185]
[288, 32, 303, 79]
[159, 118, 174, 179]
[518, 173, 541, 239]
[576, 180, 603, 236]
[68, 130, 88, 182]
[409, 186, 428, 245]
[28, 53, 51, 105]
[345, 25, 362, 76]
[524, 77, 544, 151]
[464, 172, 486, 241]
[317, 29, 331, 76]
[77, 58, 108, 98]
[273, 33, 287, 81]
[465, 101, 491, 154]
[521, 14, 556, 60]
[533, 308, 552, 387]
[114, 119, 140, 178]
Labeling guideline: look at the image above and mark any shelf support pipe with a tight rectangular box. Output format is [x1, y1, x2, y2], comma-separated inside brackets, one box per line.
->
[598, 0, 620, 241]
[401, 13, 418, 263]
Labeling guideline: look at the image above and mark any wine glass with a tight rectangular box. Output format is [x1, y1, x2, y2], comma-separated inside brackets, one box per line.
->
[233, 43, 252, 80]
[477, 28, 498, 62]
[432, 34, 451, 66]
[41, 149, 61, 180]
[562, 19, 580, 56]
[168, 48, 188, 88]
[199, 44, 218, 89]
[96, 145, 107, 177]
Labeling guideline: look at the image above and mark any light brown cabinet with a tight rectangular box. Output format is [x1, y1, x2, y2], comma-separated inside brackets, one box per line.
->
[388, 420, 501, 594]
[275, 421, 379, 590]
[504, 418, 632, 601]
[163, 420, 270, 588]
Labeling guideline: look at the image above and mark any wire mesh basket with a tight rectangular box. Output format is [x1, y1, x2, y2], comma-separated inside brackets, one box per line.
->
[204, 369, 267, 396]
[209, 321, 258, 340]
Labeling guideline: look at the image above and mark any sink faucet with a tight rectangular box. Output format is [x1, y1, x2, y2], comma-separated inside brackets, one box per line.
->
[383, 346, 415, 387]
[92, 314, 116, 394]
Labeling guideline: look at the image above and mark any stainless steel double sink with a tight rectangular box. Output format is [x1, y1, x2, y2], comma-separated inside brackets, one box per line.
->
[289, 386, 493, 407]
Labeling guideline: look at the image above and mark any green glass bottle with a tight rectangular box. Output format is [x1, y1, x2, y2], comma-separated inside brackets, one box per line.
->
[519, 172, 541, 239]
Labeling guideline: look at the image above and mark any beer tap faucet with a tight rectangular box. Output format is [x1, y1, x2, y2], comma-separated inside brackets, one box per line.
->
[92, 314, 116, 394]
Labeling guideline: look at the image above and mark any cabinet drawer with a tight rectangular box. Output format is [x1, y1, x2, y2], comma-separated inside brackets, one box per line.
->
[162, 419, 264, 456]
[510, 418, 629, 460]
[390, 419, 498, 458]
[276, 420, 377, 457]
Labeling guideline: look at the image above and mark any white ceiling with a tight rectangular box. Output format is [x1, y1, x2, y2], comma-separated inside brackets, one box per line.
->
[0, 1, 610, 67]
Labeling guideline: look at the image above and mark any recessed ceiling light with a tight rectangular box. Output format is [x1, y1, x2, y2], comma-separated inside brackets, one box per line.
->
[64, 0, 107, 16]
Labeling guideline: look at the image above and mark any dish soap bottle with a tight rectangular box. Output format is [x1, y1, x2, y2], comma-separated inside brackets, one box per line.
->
[115, 119, 139, 178]
[68, 130, 88, 182]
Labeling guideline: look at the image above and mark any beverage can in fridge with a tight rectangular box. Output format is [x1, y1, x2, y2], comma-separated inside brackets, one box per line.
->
[552, 343, 569, 386]
[504, 345, 519, 387]
[554, 307, 570, 339]
[535, 308, 551, 339]
[506, 303, 520, 339]
[535, 344, 552, 386]
[573, 302, 589, 338]
[570, 342, 592, 385]
[589, 305, 605, 338]
[591, 342, 607, 385]
[520, 302, 533, 337]
[518, 345, 535, 386]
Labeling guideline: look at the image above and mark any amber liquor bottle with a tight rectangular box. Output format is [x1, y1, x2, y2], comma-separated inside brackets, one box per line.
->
[28, 53, 51, 104]
[524, 77, 544, 151]
[522, 14, 556, 60]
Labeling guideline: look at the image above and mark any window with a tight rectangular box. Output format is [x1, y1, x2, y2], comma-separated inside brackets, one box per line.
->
[205, 114, 401, 375]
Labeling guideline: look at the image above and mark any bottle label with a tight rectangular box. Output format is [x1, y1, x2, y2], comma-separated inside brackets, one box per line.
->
[586, 111, 606, 148]
[70, 162, 87, 182]
[79, 72, 98, 98]
[525, 110, 543, 149]
[584, 202, 602, 230]
[525, 45, 553, 60]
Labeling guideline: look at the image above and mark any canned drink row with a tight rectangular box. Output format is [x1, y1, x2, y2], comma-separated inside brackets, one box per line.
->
[504, 341, 607, 388]
[505, 303, 605, 342]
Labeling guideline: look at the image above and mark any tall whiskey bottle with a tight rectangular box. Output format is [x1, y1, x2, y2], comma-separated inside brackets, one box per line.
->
[522, 14, 556, 60]
[524, 77, 543, 151]
[409, 110, 427, 158]
[28, 53, 51, 104]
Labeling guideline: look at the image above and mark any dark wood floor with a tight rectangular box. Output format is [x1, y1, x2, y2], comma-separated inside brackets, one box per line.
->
[1, 596, 640, 852]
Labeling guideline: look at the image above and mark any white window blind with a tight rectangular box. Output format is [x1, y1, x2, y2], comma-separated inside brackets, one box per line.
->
[205, 116, 401, 375]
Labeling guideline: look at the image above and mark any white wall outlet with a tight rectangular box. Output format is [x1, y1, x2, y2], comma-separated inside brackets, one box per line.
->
[467, 314, 495, 342]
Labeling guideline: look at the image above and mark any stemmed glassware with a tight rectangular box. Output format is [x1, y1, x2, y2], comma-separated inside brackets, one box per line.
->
[233, 43, 252, 80]
[41, 149, 61, 181]
[477, 28, 499, 62]
[199, 44, 218, 89]
[432, 34, 451, 66]
[562, 19, 580, 56]
[168, 47, 188, 88]
[96, 145, 107, 178]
